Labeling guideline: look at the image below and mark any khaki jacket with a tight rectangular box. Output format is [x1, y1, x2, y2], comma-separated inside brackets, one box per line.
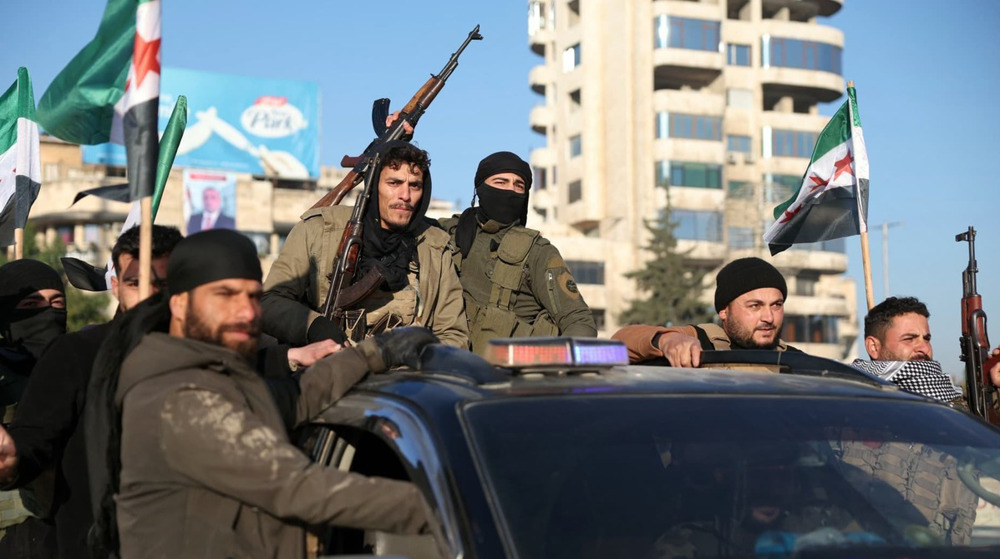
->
[612, 323, 796, 364]
[262, 206, 469, 348]
[115, 333, 428, 559]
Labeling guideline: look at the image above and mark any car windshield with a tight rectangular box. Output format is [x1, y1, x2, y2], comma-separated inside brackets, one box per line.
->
[463, 395, 1000, 559]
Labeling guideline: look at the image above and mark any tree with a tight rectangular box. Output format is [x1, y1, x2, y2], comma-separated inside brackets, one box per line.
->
[1, 224, 112, 331]
[618, 212, 714, 327]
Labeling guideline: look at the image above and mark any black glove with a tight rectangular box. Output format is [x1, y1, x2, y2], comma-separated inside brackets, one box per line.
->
[307, 317, 347, 344]
[374, 327, 439, 370]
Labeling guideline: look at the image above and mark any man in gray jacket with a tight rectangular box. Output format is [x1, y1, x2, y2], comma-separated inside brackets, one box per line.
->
[95, 229, 437, 559]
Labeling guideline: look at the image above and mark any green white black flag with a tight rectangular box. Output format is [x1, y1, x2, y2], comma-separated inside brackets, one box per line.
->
[0, 68, 41, 248]
[763, 86, 869, 256]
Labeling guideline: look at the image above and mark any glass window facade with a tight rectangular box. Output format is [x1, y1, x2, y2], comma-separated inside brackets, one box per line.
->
[728, 181, 753, 200]
[568, 179, 582, 203]
[762, 37, 842, 75]
[764, 173, 800, 204]
[670, 209, 723, 242]
[654, 15, 720, 51]
[566, 260, 605, 285]
[656, 112, 722, 141]
[669, 161, 722, 189]
[727, 226, 755, 249]
[562, 43, 581, 72]
[726, 43, 750, 66]
[727, 135, 752, 154]
[772, 129, 817, 158]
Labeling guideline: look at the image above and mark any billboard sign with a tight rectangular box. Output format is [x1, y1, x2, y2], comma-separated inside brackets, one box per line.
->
[82, 67, 320, 178]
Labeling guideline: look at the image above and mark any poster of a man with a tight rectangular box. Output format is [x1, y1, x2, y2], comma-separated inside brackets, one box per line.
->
[185, 170, 237, 234]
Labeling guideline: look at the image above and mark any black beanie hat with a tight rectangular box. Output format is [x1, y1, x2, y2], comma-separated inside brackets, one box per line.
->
[474, 151, 532, 190]
[167, 229, 262, 295]
[714, 257, 787, 312]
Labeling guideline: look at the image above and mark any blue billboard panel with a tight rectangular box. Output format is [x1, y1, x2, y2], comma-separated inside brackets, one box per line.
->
[82, 67, 320, 178]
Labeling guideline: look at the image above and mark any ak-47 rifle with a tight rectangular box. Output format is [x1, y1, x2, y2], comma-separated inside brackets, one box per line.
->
[315, 25, 482, 337]
[957, 226, 1000, 424]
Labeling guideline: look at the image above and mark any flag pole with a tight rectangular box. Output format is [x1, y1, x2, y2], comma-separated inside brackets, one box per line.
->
[13, 228, 22, 260]
[860, 231, 875, 310]
[847, 80, 875, 311]
[138, 197, 152, 299]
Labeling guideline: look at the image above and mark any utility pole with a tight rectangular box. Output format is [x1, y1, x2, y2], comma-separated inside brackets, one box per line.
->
[879, 221, 904, 299]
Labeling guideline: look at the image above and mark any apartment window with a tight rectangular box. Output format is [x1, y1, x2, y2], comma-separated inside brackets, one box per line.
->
[783, 314, 839, 344]
[727, 135, 752, 154]
[535, 167, 548, 190]
[762, 37, 842, 75]
[243, 232, 271, 257]
[726, 43, 751, 66]
[568, 179, 582, 203]
[763, 173, 800, 204]
[568, 88, 582, 111]
[568, 134, 582, 157]
[656, 112, 722, 141]
[654, 15, 720, 52]
[562, 43, 581, 72]
[669, 161, 722, 189]
[796, 274, 818, 297]
[671, 210, 723, 242]
[56, 225, 74, 245]
[727, 226, 755, 249]
[728, 181, 753, 200]
[726, 88, 753, 109]
[528, 0, 549, 36]
[567, 260, 605, 285]
[772, 129, 817, 158]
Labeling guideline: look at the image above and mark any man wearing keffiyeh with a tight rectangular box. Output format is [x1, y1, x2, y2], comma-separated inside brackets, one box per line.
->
[851, 296, 966, 408]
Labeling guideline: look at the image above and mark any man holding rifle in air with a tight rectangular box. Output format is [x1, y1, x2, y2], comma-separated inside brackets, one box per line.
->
[262, 141, 469, 348]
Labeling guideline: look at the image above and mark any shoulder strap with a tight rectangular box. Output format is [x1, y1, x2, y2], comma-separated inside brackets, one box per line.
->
[489, 228, 540, 310]
[693, 323, 731, 350]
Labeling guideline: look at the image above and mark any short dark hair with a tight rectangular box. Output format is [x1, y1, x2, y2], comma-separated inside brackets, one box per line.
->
[864, 296, 930, 340]
[112, 225, 184, 274]
[383, 143, 430, 176]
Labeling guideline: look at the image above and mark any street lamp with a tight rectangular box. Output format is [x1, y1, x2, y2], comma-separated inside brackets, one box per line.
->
[879, 221, 904, 299]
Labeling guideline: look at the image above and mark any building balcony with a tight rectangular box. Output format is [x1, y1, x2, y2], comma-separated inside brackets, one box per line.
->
[761, 66, 845, 103]
[530, 146, 555, 168]
[653, 48, 723, 89]
[676, 239, 728, 265]
[530, 105, 554, 135]
[529, 64, 550, 95]
[529, 27, 552, 57]
[761, 0, 844, 19]
[772, 247, 848, 274]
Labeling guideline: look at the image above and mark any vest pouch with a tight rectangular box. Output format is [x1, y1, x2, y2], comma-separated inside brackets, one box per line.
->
[512, 310, 559, 338]
[470, 304, 519, 356]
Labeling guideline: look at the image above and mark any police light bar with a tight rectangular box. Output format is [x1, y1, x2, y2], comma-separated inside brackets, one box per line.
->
[485, 337, 629, 369]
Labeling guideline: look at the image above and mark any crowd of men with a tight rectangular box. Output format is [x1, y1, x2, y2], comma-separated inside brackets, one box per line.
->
[0, 141, 999, 558]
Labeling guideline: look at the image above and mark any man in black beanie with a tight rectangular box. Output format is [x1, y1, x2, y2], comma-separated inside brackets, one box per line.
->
[439, 151, 596, 354]
[92, 229, 436, 559]
[262, 141, 468, 348]
[613, 257, 799, 366]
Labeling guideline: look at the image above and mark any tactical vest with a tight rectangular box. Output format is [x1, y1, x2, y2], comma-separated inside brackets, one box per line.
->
[341, 263, 421, 343]
[454, 227, 559, 355]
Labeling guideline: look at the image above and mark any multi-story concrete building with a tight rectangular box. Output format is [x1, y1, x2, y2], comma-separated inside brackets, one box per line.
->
[525, 0, 857, 360]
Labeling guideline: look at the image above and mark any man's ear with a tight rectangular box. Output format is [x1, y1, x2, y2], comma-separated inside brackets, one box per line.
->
[169, 292, 188, 326]
[865, 335, 881, 359]
[110, 275, 120, 302]
[718, 307, 728, 322]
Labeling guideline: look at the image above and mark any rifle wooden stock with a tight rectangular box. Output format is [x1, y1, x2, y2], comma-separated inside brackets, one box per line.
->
[310, 169, 362, 210]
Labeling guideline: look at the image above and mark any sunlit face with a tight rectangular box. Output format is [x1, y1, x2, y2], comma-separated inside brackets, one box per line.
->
[719, 288, 785, 349]
[15, 289, 66, 310]
[202, 188, 222, 213]
[169, 278, 262, 358]
[485, 172, 527, 194]
[111, 254, 170, 312]
[866, 312, 932, 361]
[377, 162, 424, 230]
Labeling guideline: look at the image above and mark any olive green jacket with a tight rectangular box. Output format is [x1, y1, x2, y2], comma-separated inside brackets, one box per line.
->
[440, 216, 596, 353]
[262, 206, 469, 348]
[115, 333, 429, 559]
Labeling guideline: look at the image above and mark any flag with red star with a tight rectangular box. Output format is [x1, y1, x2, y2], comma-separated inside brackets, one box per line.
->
[35, 0, 161, 201]
[763, 86, 869, 256]
[0, 68, 41, 248]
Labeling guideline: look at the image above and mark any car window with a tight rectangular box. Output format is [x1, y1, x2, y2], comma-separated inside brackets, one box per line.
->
[464, 396, 1000, 559]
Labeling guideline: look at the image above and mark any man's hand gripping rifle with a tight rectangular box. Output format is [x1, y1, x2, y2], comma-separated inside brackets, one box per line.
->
[957, 226, 1000, 424]
[313, 26, 482, 341]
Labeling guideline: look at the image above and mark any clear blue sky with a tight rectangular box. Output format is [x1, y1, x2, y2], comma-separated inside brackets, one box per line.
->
[3, 1, 999, 374]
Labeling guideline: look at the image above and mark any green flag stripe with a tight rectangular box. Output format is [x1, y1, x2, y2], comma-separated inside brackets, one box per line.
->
[36, 0, 136, 144]
[0, 68, 35, 153]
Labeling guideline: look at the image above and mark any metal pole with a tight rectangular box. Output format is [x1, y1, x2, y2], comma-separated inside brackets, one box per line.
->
[879, 221, 904, 299]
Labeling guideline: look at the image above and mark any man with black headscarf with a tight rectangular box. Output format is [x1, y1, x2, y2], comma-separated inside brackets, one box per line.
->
[81, 229, 437, 559]
[0, 258, 64, 557]
[439, 151, 596, 354]
[262, 141, 468, 348]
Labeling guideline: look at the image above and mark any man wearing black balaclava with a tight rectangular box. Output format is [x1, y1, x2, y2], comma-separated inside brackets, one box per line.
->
[261, 141, 468, 348]
[79, 229, 437, 559]
[0, 258, 64, 558]
[439, 151, 596, 355]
